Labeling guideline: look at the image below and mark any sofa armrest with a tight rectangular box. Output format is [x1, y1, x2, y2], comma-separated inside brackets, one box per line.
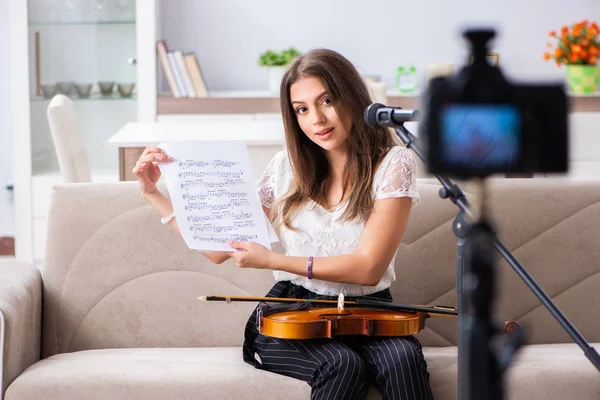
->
[0, 261, 42, 400]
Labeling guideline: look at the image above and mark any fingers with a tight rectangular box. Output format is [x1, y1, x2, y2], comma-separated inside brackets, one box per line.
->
[141, 147, 174, 162]
[132, 160, 154, 175]
[134, 147, 175, 176]
[132, 163, 142, 175]
[228, 241, 250, 250]
[132, 153, 172, 174]
[143, 146, 166, 156]
[228, 250, 249, 268]
[138, 153, 172, 164]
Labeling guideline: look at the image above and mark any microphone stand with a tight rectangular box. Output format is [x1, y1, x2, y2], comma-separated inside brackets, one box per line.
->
[392, 123, 600, 399]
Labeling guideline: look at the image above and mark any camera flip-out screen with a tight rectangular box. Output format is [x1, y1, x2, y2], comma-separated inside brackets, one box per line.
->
[440, 104, 521, 173]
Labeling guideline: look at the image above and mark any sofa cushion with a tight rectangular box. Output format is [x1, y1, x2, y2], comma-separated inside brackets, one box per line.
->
[5, 348, 310, 400]
[5, 344, 599, 400]
[503, 343, 600, 400]
[427, 343, 600, 400]
[41, 181, 600, 356]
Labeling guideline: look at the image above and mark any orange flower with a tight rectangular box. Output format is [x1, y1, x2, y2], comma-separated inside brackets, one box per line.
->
[580, 50, 589, 60]
[569, 53, 579, 63]
[545, 21, 599, 66]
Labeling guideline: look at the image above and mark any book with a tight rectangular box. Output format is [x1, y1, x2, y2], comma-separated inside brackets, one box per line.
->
[184, 52, 209, 97]
[156, 40, 181, 98]
[174, 50, 196, 98]
[167, 50, 187, 97]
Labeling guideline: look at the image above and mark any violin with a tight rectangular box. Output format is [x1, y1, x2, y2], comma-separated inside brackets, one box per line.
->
[199, 295, 457, 340]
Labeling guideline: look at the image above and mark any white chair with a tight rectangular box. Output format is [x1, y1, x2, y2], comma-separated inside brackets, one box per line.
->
[46, 94, 91, 183]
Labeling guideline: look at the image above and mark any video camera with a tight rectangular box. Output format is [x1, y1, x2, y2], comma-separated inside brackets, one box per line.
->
[419, 29, 569, 178]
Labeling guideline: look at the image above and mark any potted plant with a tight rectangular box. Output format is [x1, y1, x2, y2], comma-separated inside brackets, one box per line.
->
[258, 47, 302, 93]
[544, 20, 599, 94]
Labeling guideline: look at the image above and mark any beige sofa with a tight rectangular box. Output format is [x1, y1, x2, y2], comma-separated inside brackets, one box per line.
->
[1, 179, 599, 400]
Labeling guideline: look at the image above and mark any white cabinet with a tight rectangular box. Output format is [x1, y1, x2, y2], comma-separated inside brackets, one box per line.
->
[569, 113, 600, 177]
[10, 0, 159, 263]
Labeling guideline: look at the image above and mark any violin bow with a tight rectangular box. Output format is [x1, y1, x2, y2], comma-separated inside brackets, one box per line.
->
[198, 295, 457, 316]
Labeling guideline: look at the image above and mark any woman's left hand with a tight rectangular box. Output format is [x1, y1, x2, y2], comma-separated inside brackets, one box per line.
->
[227, 241, 275, 269]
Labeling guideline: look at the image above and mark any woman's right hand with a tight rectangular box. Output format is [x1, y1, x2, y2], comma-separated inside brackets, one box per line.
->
[132, 146, 173, 197]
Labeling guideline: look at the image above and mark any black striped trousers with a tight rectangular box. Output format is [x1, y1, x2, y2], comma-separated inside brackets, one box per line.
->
[243, 281, 433, 400]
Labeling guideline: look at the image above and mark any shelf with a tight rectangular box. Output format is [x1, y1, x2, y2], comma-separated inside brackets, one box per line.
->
[157, 91, 600, 115]
[31, 93, 136, 102]
[29, 20, 135, 26]
[570, 94, 600, 112]
[158, 95, 281, 114]
[156, 93, 420, 115]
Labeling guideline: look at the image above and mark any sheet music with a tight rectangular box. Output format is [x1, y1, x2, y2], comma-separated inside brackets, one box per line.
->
[158, 141, 278, 251]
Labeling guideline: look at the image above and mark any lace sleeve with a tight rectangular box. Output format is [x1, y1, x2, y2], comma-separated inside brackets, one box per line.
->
[374, 147, 420, 205]
[256, 151, 284, 209]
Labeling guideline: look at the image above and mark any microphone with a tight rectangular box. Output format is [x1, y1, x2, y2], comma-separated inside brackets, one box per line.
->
[364, 103, 421, 128]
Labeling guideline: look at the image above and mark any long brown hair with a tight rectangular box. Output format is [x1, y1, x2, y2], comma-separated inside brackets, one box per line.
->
[274, 48, 397, 230]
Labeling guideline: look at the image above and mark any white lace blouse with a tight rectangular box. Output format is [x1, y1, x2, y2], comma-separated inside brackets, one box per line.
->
[257, 146, 420, 296]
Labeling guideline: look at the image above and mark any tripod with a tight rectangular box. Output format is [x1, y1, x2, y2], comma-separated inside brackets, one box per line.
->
[392, 123, 600, 399]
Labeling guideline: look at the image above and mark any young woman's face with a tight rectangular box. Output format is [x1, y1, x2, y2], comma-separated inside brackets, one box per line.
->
[290, 76, 352, 153]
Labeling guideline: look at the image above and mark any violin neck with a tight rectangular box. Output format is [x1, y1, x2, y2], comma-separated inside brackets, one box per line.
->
[355, 298, 457, 316]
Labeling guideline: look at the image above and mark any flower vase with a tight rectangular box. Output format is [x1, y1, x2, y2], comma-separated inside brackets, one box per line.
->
[566, 65, 600, 94]
[267, 66, 286, 94]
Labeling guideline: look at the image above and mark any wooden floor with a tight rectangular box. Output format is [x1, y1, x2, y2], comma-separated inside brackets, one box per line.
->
[0, 236, 15, 256]
[0, 183, 14, 256]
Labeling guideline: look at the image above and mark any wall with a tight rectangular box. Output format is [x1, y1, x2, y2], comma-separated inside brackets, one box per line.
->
[0, 0, 11, 188]
[0, 0, 14, 237]
[159, 0, 599, 92]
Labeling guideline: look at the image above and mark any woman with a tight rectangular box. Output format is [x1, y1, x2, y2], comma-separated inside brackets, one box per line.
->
[133, 48, 432, 400]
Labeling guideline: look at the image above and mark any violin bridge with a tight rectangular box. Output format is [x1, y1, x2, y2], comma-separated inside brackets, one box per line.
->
[337, 292, 345, 311]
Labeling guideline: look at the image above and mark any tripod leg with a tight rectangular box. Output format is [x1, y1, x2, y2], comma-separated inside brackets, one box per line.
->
[456, 237, 467, 400]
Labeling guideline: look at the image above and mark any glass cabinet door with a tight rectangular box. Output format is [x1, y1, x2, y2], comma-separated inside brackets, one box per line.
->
[26, 0, 138, 266]
[28, 0, 137, 177]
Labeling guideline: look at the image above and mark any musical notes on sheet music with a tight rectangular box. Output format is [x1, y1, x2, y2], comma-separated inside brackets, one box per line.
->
[193, 233, 259, 243]
[157, 141, 276, 251]
[175, 157, 255, 239]
[179, 159, 240, 169]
